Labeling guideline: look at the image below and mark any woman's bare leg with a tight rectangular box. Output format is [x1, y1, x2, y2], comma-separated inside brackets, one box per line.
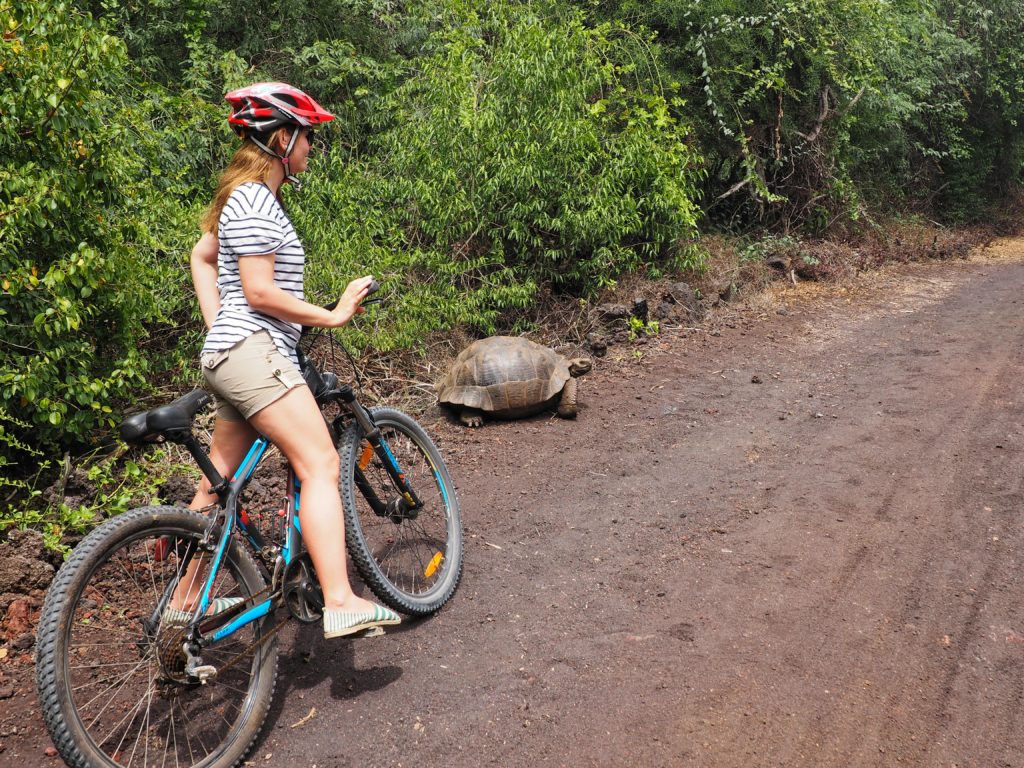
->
[248, 386, 380, 613]
[189, 417, 259, 509]
[172, 417, 258, 610]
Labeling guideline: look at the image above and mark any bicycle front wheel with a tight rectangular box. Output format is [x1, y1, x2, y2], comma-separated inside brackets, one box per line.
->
[36, 506, 278, 768]
[339, 407, 463, 615]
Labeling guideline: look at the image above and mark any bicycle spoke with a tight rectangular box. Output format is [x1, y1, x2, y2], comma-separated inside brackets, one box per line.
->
[174, 694, 213, 761]
[69, 656, 156, 672]
[341, 408, 462, 614]
[79, 655, 152, 727]
[38, 508, 278, 768]
[103, 673, 154, 760]
[163, 706, 174, 768]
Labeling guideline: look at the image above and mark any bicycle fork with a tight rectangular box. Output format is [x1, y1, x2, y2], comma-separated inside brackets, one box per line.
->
[334, 388, 423, 519]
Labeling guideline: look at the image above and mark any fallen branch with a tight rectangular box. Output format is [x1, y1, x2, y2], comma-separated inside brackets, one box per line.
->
[290, 707, 317, 728]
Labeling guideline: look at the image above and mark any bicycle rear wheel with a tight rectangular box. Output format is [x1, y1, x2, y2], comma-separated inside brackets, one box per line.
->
[36, 506, 278, 768]
[339, 407, 463, 615]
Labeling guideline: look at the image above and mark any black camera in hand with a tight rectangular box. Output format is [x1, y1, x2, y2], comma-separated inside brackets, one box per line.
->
[362, 279, 382, 305]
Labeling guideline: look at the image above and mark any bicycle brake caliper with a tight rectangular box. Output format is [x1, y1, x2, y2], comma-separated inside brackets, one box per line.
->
[200, 517, 222, 552]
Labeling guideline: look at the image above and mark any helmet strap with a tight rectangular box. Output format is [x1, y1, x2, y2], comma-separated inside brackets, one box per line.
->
[282, 129, 302, 189]
[250, 129, 303, 190]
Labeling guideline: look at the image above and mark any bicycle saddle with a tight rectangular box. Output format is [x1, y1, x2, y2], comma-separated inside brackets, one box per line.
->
[119, 389, 212, 443]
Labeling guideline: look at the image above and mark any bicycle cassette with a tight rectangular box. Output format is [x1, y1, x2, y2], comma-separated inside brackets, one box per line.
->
[282, 553, 324, 623]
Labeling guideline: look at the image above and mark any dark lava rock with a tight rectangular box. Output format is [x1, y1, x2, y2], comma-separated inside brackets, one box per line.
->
[631, 297, 649, 321]
[0, 531, 54, 594]
[595, 303, 631, 321]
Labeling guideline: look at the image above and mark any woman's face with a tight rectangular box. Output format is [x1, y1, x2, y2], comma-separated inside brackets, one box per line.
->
[279, 128, 313, 175]
[288, 131, 311, 176]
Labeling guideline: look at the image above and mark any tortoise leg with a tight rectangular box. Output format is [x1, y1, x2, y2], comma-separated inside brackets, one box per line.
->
[460, 409, 485, 428]
[556, 378, 579, 419]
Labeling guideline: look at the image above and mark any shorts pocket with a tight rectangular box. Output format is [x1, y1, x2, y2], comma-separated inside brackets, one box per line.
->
[201, 349, 231, 371]
[271, 365, 304, 389]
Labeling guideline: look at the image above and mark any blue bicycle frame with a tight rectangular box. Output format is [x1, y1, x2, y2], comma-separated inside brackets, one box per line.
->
[156, 376, 424, 647]
[203, 435, 289, 643]
[150, 432, 298, 647]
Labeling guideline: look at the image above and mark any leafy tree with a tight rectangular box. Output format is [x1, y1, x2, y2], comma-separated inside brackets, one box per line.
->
[297, 0, 703, 349]
[0, 2, 177, 469]
[605, 0, 906, 229]
[599, 0, 1024, 227]
[929, 0, 1024, 219]
[86, 0, 412, 149]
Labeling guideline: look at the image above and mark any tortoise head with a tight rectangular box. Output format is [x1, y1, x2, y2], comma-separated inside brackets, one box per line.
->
[568, 357, 592, 377]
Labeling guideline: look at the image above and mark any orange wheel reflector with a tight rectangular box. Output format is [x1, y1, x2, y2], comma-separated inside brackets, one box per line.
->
[358, 444, 374, 471]
[424, 552, 444, 578]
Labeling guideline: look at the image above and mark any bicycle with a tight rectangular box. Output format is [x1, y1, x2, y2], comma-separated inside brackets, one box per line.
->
[35, 309, 463, 768]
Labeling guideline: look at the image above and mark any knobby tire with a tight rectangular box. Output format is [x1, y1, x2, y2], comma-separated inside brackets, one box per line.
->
[339, 407, 463, 616]
[36, 506, 278, 768]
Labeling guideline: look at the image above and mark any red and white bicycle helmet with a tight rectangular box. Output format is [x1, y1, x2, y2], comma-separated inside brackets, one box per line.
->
[225, 82, 335, 186]
[226, 82, 335, 135]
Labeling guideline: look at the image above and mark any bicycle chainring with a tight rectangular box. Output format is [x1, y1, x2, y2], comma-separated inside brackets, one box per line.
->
[282, 553, 324, 623]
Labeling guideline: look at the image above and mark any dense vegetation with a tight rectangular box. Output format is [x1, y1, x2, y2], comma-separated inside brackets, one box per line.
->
[2, 0, 1022, 528]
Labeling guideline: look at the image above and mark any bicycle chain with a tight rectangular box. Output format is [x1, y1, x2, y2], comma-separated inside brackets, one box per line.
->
[194, 585, 289, 680]
[206, 609, 290, 680]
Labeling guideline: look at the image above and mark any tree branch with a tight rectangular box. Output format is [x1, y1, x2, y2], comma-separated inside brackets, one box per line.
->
[717, 177, 751, 200]
[795, 85, 831, 143]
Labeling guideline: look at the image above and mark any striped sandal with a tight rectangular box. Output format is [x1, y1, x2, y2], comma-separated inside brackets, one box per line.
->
[323, 604, 401, 639]
[163, 596, 246, 626]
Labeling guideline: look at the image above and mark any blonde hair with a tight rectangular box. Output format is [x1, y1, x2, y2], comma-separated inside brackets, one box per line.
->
[201, 130, 290, 233]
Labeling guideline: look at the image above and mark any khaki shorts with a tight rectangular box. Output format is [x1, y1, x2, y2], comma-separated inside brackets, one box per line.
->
[201, 331, 306, 421]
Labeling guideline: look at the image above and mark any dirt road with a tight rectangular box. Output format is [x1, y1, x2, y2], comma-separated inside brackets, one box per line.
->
[4, 243, 1024, 767]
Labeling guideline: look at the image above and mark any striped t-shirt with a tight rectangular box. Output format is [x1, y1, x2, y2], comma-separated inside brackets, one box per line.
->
[201, 182, 305, 368]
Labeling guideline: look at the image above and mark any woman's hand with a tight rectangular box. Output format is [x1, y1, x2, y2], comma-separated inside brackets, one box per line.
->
[327, 276, 375, 327]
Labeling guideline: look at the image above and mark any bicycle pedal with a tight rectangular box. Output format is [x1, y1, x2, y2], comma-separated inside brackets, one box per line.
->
[358, 626, 386, 638]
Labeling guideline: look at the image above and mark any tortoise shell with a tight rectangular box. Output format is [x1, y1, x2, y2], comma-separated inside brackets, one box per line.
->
[436, 336, 572, 418]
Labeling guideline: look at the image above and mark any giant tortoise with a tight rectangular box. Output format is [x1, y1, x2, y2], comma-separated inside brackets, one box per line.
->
[436, 336, 592, 427]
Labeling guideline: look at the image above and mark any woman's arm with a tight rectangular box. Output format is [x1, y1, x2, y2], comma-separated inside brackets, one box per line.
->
[190, 232, 221, 330]
[238, 253, 374, 328]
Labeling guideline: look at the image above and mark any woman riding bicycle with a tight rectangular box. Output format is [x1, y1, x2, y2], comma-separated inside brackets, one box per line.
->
[178, 82, 400, 639]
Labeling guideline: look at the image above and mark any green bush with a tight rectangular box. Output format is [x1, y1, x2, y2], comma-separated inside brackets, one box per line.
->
[1, 445, 196, 554]
[296, 0, 704, 350]
[1, 2, 160, 466]
[601, 0, 1024, 227]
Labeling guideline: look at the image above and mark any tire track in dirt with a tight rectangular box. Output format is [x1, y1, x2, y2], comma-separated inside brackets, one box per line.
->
[624, 255, 1024, 767]
[774, 270, 1024, 766]
[916, 333, 1024, 767]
